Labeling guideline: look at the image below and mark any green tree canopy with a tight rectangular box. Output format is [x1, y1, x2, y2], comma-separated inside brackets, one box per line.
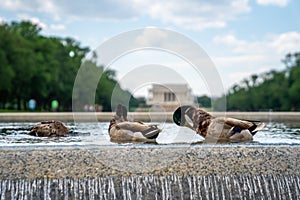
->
[0, 21, 137, 111]
[225, 52, 300, 111]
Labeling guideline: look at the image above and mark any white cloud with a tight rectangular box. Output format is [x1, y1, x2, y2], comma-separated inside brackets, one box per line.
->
[16, 13, 66, 31]
[213, 34, 247, 51]
[212, 31, 300, 89]
[0, 0, 30, 11]
[17, 13, 47, 29]
[0, 0, 60, 16]
[0, 17, 6, 25]
[130, 0, 251, 30]
[256, 0, 288, 7]
[49, 24, 65, 31]
[0, 0, 252, 31]
[214, 31, 300, 56]
[271, 32, 300, 54]
[135, 28, 168, 46]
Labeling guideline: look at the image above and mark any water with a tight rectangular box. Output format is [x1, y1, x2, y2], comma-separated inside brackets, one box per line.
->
[0, 122, 300, 146]
[1, 122, 300, 146]
[1, 122, 299, 199]
[0, 174, 299, 199]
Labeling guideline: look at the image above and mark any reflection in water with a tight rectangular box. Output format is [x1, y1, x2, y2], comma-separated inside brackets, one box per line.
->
[0, 122, 300, 146]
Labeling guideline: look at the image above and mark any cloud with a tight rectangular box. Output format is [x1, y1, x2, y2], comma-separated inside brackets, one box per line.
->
[49, 24, 65, 31]
[0, 0, 59, 17]
[0, 0, 30, 11]
[0, 0, 252, 30]
[212, 31, 300, 89]
[213, 31, 300, 56]
[0, 17, 6, 25]
[130, 0, 251, 30]
[16, 13, 65, 31]
[17, 13, 47, 29]
[135, 28, 168, 46]
[256, 0, 288, 7]
[0, 0, 136, 21]
[271, 32, 300, 54]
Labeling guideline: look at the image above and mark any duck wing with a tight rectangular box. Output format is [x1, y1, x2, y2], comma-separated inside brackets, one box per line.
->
[223, 117, 265, 136]
[116, 121, 161, 139]
[140, 125, 161, 139]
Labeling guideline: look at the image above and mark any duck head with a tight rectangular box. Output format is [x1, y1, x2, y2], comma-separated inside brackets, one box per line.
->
[116, 104, 128, 121]
[173, 105, 196, 130]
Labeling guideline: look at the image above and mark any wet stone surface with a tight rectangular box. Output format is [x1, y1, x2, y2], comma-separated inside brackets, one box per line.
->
[0, 145, 299, 179]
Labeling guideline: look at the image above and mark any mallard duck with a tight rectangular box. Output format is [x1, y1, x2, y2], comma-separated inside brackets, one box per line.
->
[173, 105, 265, 142]
[28, 120, 70, 137]
[109, 104, 162, 143]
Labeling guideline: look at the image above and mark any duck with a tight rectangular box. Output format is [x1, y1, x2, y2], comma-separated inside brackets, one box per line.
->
[108, 104, 162, 143]
[173, 105, 265, 142]
[28, 120, 70, 137]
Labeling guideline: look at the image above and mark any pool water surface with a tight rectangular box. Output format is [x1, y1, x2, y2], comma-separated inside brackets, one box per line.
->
[0, 122, 300, 147]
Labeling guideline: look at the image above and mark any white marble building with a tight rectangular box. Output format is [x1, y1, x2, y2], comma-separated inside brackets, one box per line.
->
[147, 84, 196, 111]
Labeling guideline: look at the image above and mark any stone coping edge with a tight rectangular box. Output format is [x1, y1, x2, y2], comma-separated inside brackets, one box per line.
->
[0, 112, 300, 123]
[0, 145, 299, 179]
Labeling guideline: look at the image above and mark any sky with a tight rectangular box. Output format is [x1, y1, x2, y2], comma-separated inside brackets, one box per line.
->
[0, 0, 300, 97]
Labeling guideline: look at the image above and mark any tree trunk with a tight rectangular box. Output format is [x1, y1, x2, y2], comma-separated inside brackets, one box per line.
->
[17, 98, 21, 110]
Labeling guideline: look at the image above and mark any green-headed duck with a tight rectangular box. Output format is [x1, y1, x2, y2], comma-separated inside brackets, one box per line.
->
[173, 105, 265, 142]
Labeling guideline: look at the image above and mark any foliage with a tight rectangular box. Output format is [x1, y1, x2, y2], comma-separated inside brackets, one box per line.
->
[197, 95, 211, 108]
[3, 21, 298, 112]
[0, 21, 137, 111]
[225, 52, 300, 111]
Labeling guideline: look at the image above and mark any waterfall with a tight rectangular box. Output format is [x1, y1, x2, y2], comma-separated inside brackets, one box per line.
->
[1, 174, 299, 199]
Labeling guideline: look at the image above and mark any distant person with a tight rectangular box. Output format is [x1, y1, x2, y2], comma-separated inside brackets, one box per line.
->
[95, 104, 103, 112]
[84, 104, 89, 112]
[51, 100, 59, 112]
[89, 105, 94, 112]
[29, 99, 36, 112]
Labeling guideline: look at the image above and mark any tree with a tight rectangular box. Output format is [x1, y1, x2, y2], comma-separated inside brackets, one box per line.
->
[0, 21, 132, 111]
[197, 95, 211, 108]
[0, 23, 15, 108]
[251, 74, 258, 87]
[225, 52, 300, 111]
[288, 59, 300, 110]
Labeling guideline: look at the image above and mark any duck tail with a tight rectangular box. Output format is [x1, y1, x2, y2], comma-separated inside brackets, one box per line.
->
[248, 124, 258, 135]
[141, 126, 161, 139]
[248, 122, 265, 135]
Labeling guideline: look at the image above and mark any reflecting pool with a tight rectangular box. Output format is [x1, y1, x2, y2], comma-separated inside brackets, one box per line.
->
[1, 122, 300, 146]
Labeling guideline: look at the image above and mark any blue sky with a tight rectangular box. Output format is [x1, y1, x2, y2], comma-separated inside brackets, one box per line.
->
[1, 0, 299, 97]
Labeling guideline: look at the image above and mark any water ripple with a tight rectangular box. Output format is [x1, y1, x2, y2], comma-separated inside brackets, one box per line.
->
[0, 122, 300, 146]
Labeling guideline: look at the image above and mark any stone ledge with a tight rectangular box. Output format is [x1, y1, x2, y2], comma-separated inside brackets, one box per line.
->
[0, 145, 299, 179]
[0, 112, 300, 123]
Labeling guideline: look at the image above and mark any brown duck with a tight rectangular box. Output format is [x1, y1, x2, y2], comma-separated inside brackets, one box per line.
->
[28, 120, 70, 137]
[173, 105, 265, 142]
[109, 104, 161, 143]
